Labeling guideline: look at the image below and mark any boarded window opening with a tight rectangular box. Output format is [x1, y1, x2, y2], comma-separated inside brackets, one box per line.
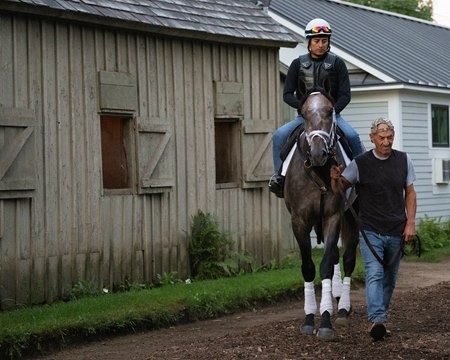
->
[215, 119, 241, 187]
[100, 115, 133, 190]
[432, 105, 449, 148]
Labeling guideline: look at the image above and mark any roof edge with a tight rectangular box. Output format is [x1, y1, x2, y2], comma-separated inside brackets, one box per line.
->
[352, 82, 450, 95]
[0, 2, 299, 48]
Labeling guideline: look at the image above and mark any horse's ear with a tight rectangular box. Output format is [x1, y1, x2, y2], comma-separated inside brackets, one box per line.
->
[297, 78, 307, 99]
[322, 78, 331, 95]
[322, 78, 332, 95]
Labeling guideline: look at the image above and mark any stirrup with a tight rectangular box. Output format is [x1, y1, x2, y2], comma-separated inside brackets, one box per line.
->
[268, 174, 284, 198]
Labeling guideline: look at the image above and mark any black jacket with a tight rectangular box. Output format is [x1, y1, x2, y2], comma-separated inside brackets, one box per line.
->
[283, 52, 351, 115]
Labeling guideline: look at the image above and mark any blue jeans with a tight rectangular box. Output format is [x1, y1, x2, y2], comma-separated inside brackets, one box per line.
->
[271, 114, 364, 172]
[359, 230, 403, 323]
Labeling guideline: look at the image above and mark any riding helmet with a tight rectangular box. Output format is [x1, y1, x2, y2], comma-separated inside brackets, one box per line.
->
[304, 18, 332, 38]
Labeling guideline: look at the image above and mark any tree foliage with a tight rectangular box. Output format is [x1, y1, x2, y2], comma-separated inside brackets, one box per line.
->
[345, 0, 433, 21]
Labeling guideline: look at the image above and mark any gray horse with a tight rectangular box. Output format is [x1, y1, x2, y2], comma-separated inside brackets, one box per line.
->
[284, 82, 359, 341]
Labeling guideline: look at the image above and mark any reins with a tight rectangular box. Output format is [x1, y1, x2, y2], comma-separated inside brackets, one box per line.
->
[301, 155, 330, 245]
[304, 108, 338, 163]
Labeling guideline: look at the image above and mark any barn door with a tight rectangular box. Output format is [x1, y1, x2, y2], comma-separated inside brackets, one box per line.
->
[136, 119, 174, 193]
[241, 120, 273, 188]
[0, 106, 36, 197]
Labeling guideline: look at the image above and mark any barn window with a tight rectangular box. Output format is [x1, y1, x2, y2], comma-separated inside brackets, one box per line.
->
[100, 115, 135, 192]
[432, 105, 449, 148]
[215, 118, 241, 188]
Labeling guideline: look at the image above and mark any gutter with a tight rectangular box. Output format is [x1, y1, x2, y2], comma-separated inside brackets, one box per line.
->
[352, 82, 450, 95]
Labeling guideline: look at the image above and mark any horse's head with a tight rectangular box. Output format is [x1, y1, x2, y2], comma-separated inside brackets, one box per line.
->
[298, 80, 337, 167]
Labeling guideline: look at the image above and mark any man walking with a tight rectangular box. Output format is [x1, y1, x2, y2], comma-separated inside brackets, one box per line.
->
[330, 118, 417, 340]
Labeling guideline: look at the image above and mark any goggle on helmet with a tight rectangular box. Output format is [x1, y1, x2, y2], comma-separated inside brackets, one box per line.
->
[305, 18, 332, 38]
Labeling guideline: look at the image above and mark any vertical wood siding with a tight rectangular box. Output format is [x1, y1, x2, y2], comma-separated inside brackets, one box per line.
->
[0, 13, 285, 307]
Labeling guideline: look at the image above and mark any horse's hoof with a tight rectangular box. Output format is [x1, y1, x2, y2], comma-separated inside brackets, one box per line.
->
[335, 308, 350, 327]
[301, 313, 315, 335]
[317, 311, 334, 341]
[335, 316, 349, 327]
[317, 327, 335, 341]
[301, 324, 315, 335]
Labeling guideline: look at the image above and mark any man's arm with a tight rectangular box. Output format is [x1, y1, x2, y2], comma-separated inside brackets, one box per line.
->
[403, 183, 417, 241]
[333, 58, 351, 114]
[283, 58, 301, 110]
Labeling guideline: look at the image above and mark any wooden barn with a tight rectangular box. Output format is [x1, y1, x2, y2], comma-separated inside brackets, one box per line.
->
[0, 0, 298, 308]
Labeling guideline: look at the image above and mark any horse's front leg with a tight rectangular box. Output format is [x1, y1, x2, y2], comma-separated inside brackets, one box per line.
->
[301, 247, 317, 336]
[291, 216, 316, 335]
[317, 215, 341, 341]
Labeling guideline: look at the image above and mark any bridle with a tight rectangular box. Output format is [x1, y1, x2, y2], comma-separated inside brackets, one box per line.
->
[303, 104, 338, 169]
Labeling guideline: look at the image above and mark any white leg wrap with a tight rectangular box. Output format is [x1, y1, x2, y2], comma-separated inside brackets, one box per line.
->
[338, 277, 352, 312]
[320, 279, 333, 316]
[332, 263, 343, 299]
[304, 281, 317, 315]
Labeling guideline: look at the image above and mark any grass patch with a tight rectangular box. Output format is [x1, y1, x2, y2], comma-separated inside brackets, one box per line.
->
[0, 269, 306, 359]
[0, 249, 363, 359]
[0, 243, 447, 359]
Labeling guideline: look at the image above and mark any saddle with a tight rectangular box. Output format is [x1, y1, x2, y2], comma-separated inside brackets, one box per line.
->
[279, 123, 353, 165]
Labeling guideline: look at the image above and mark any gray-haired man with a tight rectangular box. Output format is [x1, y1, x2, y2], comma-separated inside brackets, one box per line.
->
[330, 118, 417, 341]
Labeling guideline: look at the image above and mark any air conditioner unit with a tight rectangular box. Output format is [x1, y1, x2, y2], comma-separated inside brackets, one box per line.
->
[433, 159, 450, 184]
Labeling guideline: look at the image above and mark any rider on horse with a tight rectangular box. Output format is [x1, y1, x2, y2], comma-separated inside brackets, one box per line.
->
[269, 18, 365, 198]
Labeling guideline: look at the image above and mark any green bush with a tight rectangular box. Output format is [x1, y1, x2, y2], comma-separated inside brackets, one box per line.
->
[187, 211, 234, 279]
[187, 211, 255, 279]
[416, 216, 450, 254]
[69, 281, 103, 300]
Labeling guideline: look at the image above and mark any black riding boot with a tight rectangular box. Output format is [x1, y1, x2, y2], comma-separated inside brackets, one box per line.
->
[269, 174, 285, 198]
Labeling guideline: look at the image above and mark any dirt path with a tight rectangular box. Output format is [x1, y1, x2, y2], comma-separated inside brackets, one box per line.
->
[36, 258, 450, 360]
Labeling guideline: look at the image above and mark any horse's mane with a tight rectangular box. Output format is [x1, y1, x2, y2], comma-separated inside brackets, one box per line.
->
[298, 86, 334, 111]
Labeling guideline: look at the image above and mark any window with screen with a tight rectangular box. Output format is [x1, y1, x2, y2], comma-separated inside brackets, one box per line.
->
[432, 105, 449, 148]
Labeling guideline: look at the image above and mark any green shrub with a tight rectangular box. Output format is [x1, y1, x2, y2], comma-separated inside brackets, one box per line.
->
[69, 281, 103, 300]
[118, 279, 149, 292]
[416, 216, 450, 253]
[156, 272, 182, 286]
[187, 211, 256, 279]
[187, 211, 233, 279]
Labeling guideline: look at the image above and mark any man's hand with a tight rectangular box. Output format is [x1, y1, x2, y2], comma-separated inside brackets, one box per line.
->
[330, 164, 345, 180]
[403, 184, 417, 243]
[403, 222, 416, 243]
[330, 164, 351, 194]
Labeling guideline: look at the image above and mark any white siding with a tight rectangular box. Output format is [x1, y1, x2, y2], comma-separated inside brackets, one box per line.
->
[344, 100, 389, 149]
[403, 101, 450, 220]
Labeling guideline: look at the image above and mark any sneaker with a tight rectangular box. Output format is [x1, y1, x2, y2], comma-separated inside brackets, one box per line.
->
[369, 322, 386, 341]
[269, 174, 284, 198]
